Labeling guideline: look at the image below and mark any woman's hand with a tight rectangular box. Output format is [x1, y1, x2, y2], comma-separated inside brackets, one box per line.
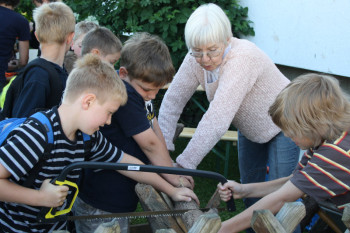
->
[38, 179, 69, 207]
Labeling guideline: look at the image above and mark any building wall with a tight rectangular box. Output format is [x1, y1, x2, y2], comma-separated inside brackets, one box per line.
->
[240, 0, 350, 91]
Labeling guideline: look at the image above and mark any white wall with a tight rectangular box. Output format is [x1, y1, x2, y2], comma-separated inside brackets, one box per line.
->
[239, 0, 350, 77]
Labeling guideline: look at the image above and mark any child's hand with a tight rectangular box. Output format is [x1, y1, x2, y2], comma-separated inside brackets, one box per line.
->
[217, 180, 245, 201]
[39, 179, 69, 207]
[170, 187, 200, 205]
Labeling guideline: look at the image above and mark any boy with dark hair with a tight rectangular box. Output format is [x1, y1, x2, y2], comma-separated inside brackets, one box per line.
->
[9, 2, 75, 118]
[0, 0, 30, 91]
[0, 53, 198, 233]
[218, 73, 350, 233]
[74, 32, 194, 233]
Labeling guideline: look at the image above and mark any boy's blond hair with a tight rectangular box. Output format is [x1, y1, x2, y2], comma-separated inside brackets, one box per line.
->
[81, 27, 122, 56]
[33, 2, 75, 44]
[120, 32, 174, 87]
[63, 54, 127, 105]
[73, 21, 99, 42]
[269, 73, 350, 147]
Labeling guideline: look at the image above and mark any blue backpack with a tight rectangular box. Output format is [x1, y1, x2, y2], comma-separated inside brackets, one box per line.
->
[0, 111, 90, 187]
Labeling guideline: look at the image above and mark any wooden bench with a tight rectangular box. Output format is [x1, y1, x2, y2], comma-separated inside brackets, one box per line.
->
[178, 127, 238, 177]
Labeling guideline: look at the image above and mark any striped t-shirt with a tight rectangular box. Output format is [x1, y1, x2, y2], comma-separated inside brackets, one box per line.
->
[291, 131, 350, 210]
[0, 108, 123, 232]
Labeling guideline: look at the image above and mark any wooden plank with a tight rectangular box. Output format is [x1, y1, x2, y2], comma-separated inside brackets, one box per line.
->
[251, 209, 287, 233]
[179, 127, 238, 142]
[276, 202, 305, 233]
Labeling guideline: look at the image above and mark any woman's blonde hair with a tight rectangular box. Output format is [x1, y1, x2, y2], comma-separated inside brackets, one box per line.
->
[185, 3, 233, 49]
[269, 73, 350, 147]
[63, 54, 127, 105]
[33, 2, 75, 44]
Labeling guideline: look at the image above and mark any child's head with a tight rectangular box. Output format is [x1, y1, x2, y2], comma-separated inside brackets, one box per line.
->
[33, 2, 75, 45]
[72, 21, 99, 57]
[62, 53, 127, 107]
[81, 27, 122, 65]
[269, 73, 350, 148]
[119, 32, 175, 101]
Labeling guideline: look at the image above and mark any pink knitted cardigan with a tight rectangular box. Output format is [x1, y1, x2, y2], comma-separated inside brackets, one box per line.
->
[158, 37, 290, 169]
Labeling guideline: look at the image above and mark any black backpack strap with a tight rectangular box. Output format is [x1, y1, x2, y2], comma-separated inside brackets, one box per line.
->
[22, 111, 54, 187]
[1, 58, 63, 119]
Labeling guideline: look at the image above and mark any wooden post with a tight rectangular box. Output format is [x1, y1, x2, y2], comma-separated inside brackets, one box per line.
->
[175, 199, 203, 230]
[188, 210, 221, 233]
[275, 202, 305, 233]
[342, 203, 350, 229]
[135, 183, 185, 233]
[251, 209, 287, 233]
[136, 183, 222, 233]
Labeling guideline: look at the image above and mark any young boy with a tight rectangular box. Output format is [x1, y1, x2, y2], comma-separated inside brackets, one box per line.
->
[0, 53, 198, 233]
[11, 2, 75, 118]
[64, 21, 99, 74]
[74, 32, 194, 233]
[218, 73, 350, 233]
[80, 26, 122, 66]
[71, 20, 99, 58]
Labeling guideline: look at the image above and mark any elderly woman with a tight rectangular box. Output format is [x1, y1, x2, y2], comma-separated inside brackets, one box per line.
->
[158, 2, 300, 214]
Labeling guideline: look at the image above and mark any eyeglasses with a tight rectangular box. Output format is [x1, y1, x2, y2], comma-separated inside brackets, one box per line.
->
[189, 47, 223, 59]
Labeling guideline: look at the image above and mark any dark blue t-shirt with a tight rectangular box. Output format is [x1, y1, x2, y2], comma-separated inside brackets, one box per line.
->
[79, 81, 154, 212]
[0, 6, 30, 83]
[12, 58, 68, 117]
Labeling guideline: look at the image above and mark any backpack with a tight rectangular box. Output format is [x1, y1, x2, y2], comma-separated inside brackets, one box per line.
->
[0, 111, 90, 187]
[0, 58, 63, 120]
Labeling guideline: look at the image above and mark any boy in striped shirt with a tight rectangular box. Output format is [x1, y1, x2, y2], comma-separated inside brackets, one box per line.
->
[218, 73, 350, 233]
[0, 54, 198, 233]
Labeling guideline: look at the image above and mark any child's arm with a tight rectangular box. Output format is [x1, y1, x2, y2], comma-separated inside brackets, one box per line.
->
[152, 117, 168, 148]
[118, 153, 199, 204]
[218, 175, 291, 200]
[0, 163, 69, 207]
[134, 124, 194, 189]
[218, 180, 304, 233]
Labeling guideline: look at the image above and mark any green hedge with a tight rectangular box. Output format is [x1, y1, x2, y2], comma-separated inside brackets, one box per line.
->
[17, 0, 254, 70]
